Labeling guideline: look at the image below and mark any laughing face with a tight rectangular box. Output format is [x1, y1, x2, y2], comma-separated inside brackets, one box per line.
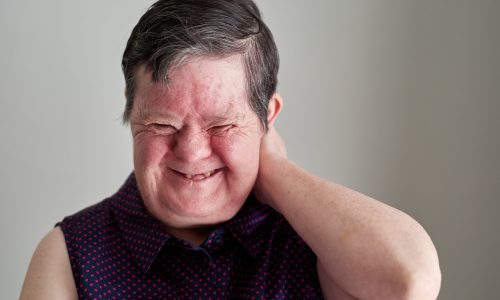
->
[130, 55, 264, 232]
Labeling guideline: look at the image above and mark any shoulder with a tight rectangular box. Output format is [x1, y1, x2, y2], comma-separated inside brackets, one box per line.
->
[58, 198, 114, 239]
[20, 227, 78, 299]
[60, 198, 113, 226]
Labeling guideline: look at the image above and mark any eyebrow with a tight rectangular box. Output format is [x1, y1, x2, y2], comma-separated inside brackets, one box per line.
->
[133, 106, 245, 124]
[131, 106, 175, 123]
[140, 110, 176, 121]
[203, 113, 244, 124]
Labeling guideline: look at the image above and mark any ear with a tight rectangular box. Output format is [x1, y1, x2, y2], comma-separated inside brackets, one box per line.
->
[266, 93, 283, 128]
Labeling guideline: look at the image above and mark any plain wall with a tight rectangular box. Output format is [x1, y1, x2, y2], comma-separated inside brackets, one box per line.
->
[1, 1, 499, 299]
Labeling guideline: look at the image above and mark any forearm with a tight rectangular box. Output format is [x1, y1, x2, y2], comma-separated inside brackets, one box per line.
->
[256, 156, 441, 299]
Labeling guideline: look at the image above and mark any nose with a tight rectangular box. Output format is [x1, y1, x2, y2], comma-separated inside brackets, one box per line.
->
[173, 128, 212, 162]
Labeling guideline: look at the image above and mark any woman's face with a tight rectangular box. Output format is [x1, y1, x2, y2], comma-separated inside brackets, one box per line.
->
[130, 55, 264, 230]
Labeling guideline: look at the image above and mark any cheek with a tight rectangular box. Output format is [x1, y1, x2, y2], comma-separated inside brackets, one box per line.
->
[134, 136, 171, 169]
[212, 134, 261, 172]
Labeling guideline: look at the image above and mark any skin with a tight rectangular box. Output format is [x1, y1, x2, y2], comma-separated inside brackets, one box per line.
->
[130, 55, 272, 244]
[255, 129, 441, 299]
[19, 227, 78, 300]
[20, 55, 441, 299]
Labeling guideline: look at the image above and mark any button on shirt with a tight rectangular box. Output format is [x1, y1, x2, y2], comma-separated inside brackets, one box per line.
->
[58, 173, 324, 299]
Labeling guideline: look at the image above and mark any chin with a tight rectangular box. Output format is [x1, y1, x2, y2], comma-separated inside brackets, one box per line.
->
[145, 191, 247, 228]
[183, 203, 243, 228]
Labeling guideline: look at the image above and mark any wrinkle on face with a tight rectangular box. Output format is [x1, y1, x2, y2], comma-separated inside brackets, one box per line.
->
[130, 54, 265, 236]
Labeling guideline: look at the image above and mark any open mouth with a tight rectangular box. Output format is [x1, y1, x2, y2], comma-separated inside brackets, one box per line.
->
[172, 168, 223, 181]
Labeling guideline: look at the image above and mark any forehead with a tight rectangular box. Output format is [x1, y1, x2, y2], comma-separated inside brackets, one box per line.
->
[133, 55, 250, 120]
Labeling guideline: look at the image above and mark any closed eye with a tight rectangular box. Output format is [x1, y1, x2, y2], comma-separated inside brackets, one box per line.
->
[209, 124, 234, 136]
[150, 123, 177, 134]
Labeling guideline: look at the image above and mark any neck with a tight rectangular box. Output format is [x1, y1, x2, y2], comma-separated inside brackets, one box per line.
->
[166, 226, 216, 246]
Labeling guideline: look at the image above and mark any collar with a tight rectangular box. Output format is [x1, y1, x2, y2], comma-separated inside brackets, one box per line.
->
[224, 195, 277, 260]
[109, 173, 171, 273]
[110, 173, 277, 272]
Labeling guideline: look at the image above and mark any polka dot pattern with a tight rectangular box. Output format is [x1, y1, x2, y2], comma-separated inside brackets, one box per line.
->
[59, 173, 324, 299]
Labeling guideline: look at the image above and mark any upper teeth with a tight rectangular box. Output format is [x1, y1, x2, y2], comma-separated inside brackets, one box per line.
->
[184, 171, 213, 179]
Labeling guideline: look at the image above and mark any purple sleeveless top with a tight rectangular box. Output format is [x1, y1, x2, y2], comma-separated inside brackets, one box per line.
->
[58, 173, 323, 299]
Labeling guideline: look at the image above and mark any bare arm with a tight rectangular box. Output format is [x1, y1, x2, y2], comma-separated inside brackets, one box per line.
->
[20, 227, 78, 300]
[254, 128, 441, 300]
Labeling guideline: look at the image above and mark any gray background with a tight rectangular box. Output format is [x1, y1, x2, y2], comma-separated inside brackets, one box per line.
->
[1, 1, 499, 299]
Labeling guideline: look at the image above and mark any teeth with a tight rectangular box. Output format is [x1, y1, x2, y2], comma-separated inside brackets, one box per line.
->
[182, 170, 215, 180]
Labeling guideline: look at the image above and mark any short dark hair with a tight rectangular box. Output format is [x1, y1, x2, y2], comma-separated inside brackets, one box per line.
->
[121, 0, 279, 129]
